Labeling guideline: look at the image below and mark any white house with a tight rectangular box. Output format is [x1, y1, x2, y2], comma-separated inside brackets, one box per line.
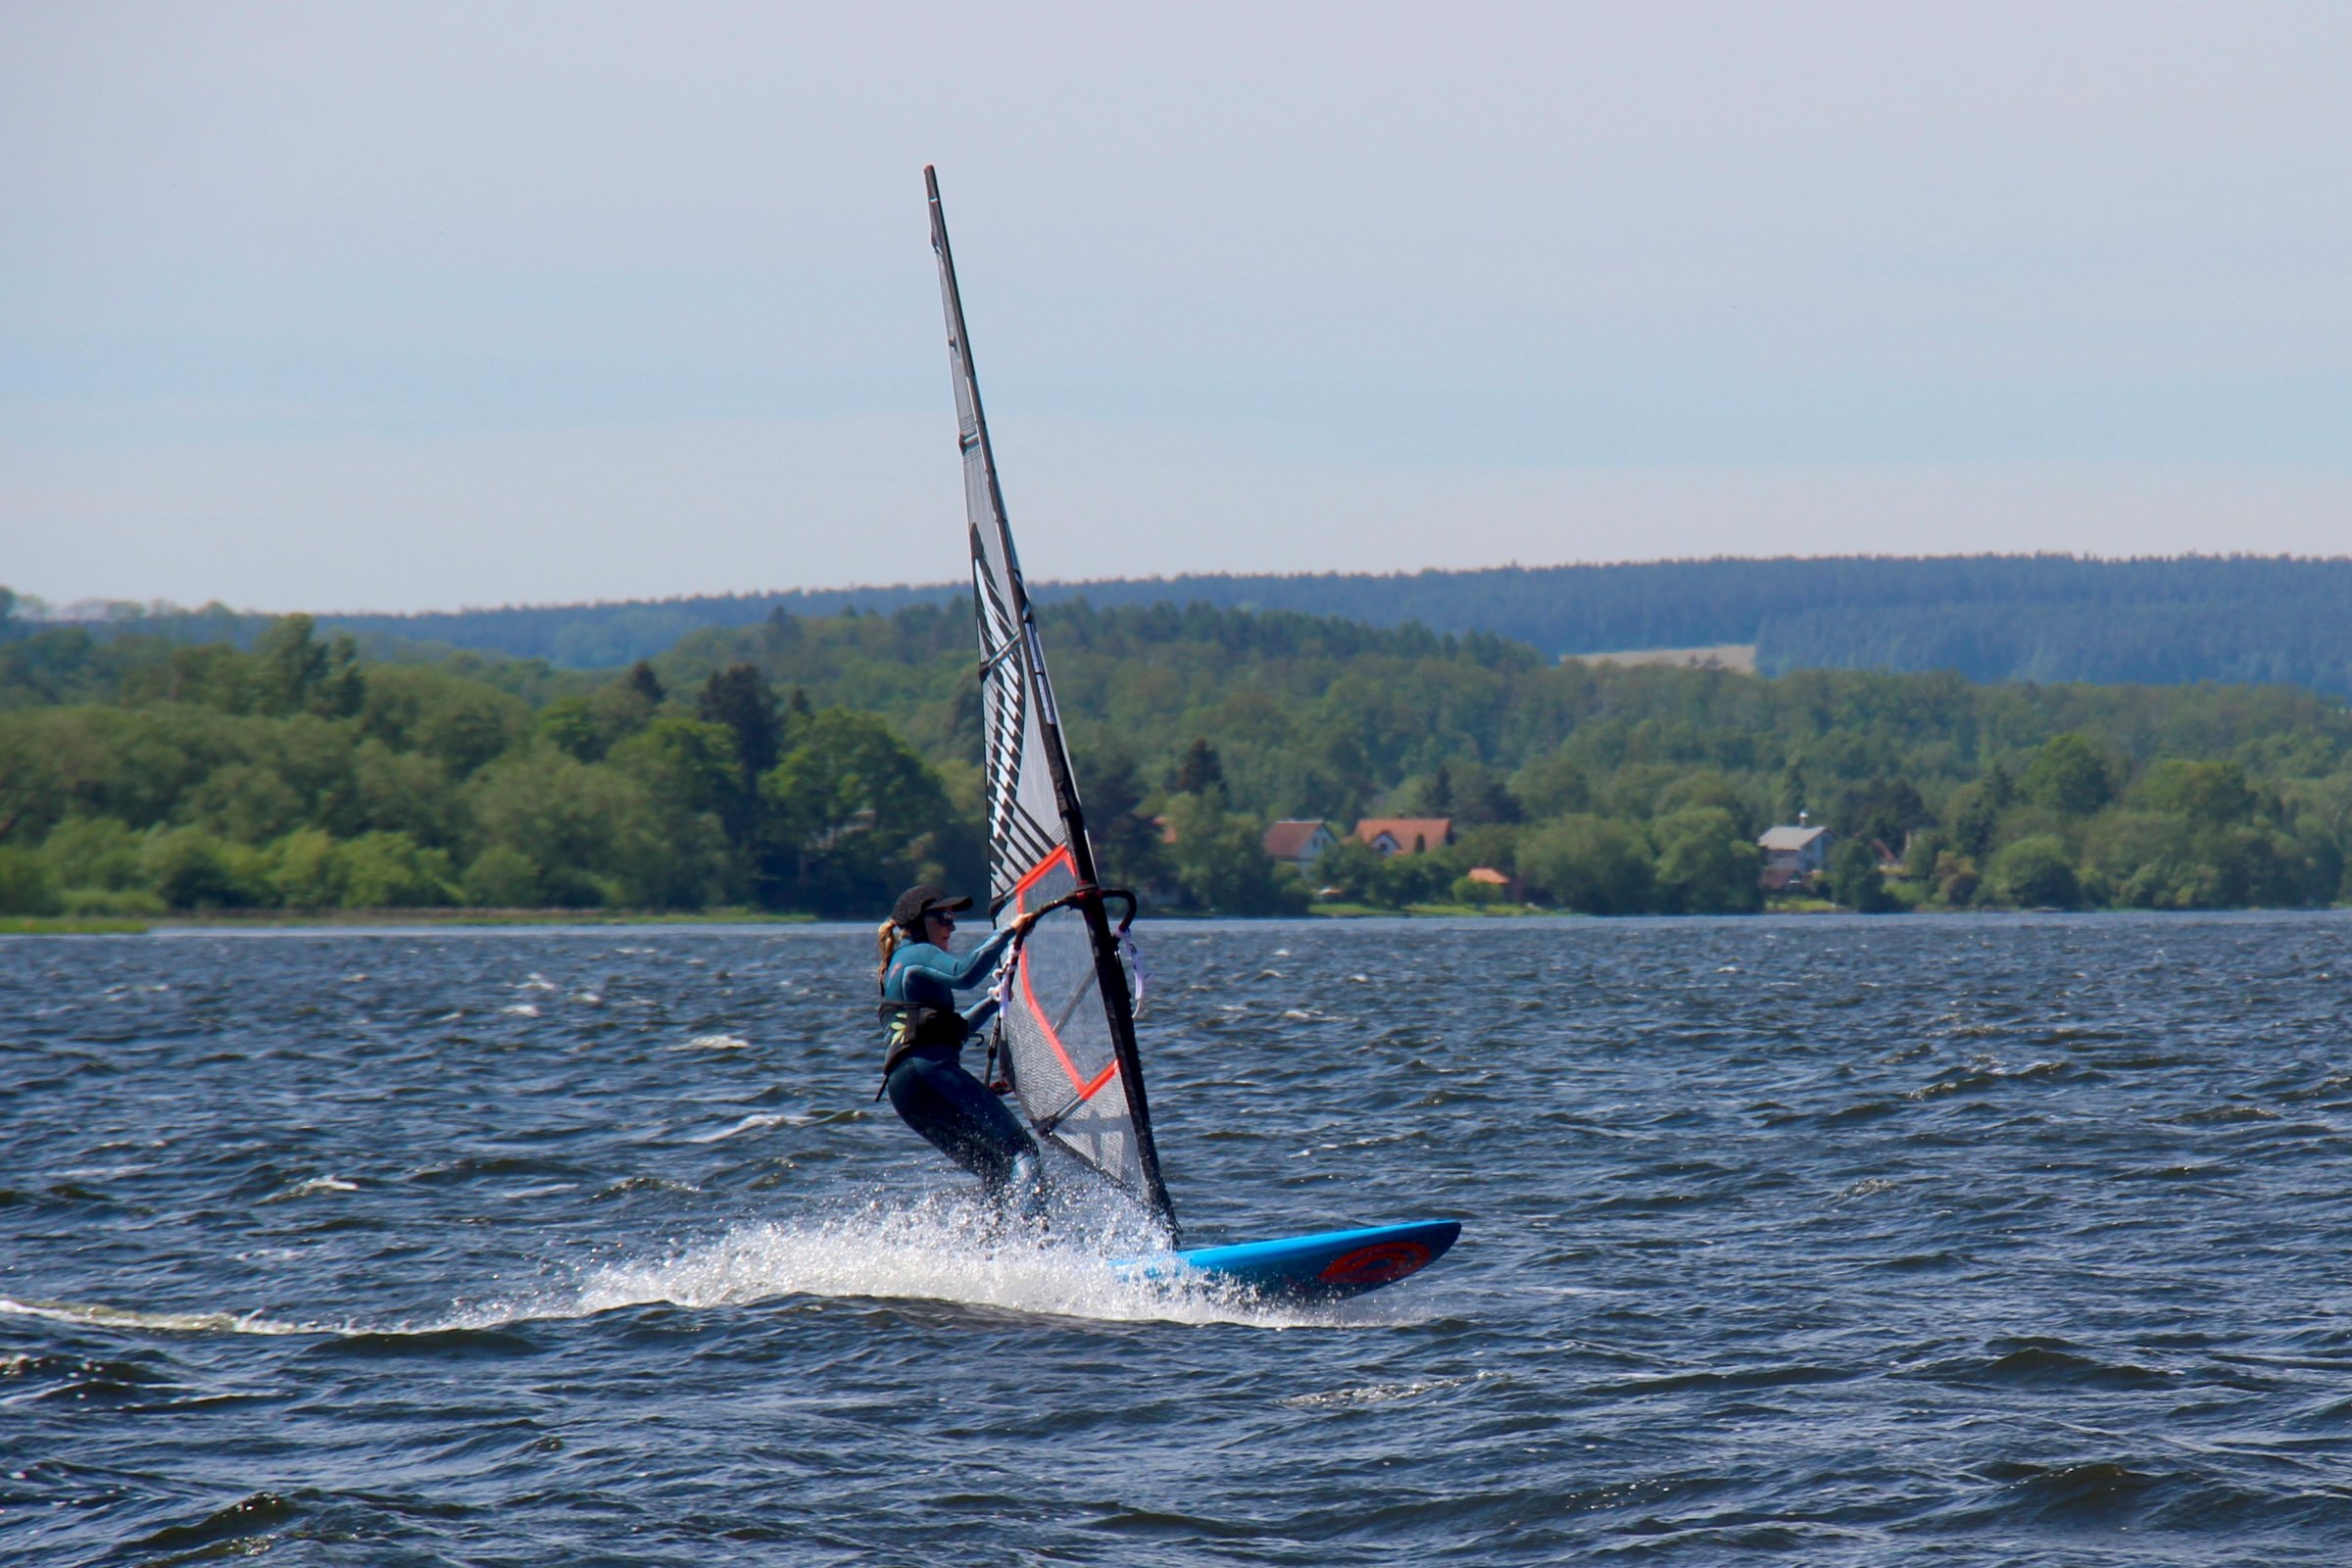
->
[1757, 812, 1834, 891]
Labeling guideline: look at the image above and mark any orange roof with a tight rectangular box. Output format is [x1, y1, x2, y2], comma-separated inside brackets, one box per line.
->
[1262, 819, 1335, 860]
[1465, 865, 1511, 885]
[1353, 817, 1453, 854]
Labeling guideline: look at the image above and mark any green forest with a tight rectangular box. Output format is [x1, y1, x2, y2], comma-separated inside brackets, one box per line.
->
[22, 554, 2352, 695]
[3, 593, 2350, 920]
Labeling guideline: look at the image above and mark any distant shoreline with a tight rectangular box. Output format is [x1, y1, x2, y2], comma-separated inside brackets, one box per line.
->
[7, 903, 2344, 937]
[0, 909, 818, 936]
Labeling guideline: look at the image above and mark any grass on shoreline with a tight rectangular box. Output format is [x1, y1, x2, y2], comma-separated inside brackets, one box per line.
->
[1308, 900, 1556, 918]
[0, 908, 819, 935]
[155, 907, 820, 929]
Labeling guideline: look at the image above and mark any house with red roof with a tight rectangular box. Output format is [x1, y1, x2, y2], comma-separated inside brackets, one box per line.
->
[1262, 819, 1339, 871]
[1353, 817, 1455, 857]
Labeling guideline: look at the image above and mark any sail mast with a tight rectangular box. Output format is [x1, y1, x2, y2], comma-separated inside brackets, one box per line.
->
[925, 167, 1175, 1232]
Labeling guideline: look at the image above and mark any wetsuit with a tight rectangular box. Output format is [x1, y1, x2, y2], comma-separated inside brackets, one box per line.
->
[880, 928, 1044, 1205]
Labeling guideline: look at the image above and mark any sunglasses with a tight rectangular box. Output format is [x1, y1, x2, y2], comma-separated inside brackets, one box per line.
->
[926, 912, 956, 928]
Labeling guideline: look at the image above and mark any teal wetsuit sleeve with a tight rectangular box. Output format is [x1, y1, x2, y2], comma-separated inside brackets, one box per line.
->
[883, 926, 1020, 1006]
[951, 925, 1019, 987]
[956, 925, 1022, 1036]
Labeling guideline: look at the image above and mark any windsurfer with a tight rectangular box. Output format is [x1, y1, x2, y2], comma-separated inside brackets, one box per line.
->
[876, 883, 1049, 1220]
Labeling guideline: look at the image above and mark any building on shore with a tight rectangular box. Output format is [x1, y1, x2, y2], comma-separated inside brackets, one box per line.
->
[1353, 817, 1455, 857]
[1758, 812, 1834, 893]
[1262, 819, 1339, 872]
[1463, 864, 1525, 901]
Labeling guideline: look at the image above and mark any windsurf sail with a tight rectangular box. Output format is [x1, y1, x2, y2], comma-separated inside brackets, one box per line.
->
[925, 167, 1177, 1236]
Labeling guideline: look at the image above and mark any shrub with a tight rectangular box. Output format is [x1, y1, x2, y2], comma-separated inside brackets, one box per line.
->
[1990, 834, 2082, 908]
[0, 848, 63, 916]
[1828, 839, 1898, 913]
[462, 845, 545, 908]
[267, 828, 343, 908]
[61, 887, 167, 917]
[1649, 808, 1763, 914]
[1448, 873, 1507, 906]
[1518, 815, 1653, 914]
[333, 832, 456, 908]
[142, 827, 268, 910]
[40, 816, 144, 892]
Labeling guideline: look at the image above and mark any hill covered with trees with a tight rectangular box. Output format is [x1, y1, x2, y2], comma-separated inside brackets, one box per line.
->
[3, 596, 2348, 921]
[27, 554, 2344, 695]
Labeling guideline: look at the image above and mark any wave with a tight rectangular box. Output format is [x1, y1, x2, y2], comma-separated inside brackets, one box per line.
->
[257, 1174, 360, 1203]
[0, 1296, 327, 1336]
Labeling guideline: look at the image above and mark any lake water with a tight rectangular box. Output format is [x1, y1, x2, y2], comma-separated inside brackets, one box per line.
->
[6, 913, 2352, 1565]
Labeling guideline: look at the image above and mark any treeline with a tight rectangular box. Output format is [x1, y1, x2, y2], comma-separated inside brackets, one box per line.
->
[0, 615, 988, 919]
[2, 599, 2349, 919]
[1763, 596, 2352, 695]
[657, 599, 2352, 915]
[1037, 556, 2352, 696]
[0, 583, 964, 673]
[18, 555, 2352, 695]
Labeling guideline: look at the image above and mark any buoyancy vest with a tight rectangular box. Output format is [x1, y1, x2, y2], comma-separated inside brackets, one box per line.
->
[877, 938, 978, 1087]
[877, 998, 970, 1074]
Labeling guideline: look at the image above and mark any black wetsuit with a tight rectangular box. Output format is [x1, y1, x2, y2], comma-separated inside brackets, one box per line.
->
[880, 931, 1042, 1198]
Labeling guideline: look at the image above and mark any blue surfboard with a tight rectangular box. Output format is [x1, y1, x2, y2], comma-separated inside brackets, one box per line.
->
[1115, 1219, 1460, 1301]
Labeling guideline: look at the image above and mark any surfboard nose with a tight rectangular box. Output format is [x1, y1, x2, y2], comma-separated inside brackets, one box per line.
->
[1119, 1219, 1462, 1301]
[1313, 1221, 1460, 1292]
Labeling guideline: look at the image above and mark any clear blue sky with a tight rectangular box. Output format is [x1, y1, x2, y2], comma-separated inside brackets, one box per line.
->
[4, 1, 2347, 612]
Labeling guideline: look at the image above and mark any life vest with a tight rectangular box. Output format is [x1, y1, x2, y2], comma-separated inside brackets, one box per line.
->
[876, 942, 974, 1087]
[876, 998, 970, 1075]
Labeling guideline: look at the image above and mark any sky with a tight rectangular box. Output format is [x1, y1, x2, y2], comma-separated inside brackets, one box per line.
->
[3, 1, 2348, 613]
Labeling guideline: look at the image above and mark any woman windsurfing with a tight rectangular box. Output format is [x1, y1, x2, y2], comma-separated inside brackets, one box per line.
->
[875, 883, 1048, 1221]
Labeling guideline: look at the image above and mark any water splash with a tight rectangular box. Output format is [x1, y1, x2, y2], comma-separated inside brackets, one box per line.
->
[545, 1200, 1347, 1329]
[0, 1196, 1368, 1343]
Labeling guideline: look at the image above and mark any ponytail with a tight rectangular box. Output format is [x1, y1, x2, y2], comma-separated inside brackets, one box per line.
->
[875, 919, 904, 989]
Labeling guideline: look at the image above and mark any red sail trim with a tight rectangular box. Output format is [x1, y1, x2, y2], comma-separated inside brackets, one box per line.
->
[1010, 846, 1121, 1101]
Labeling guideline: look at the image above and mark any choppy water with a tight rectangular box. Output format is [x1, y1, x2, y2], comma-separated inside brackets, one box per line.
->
[6, 913, 2352, 1565]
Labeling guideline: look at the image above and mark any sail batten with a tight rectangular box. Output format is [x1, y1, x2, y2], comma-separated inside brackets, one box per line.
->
[925, 167, 1176, 1237]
